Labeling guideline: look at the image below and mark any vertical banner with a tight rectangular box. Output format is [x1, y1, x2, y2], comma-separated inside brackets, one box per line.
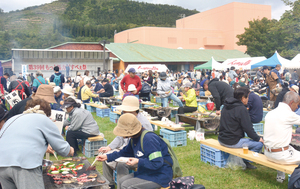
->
[22, 65, 27, 79]
[50, 110, 66, 133]
[4, 91, 21, 107]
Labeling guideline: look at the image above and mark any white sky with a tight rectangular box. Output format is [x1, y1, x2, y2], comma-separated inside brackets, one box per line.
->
[0, 0, 294, 20]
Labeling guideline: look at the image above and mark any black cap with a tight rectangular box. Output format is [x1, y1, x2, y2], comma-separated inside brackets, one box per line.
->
[263, 66, 269, 70]
[159, 72, 167, 79]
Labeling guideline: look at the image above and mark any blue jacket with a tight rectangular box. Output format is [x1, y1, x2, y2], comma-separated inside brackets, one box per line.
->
[51, 92, 63, 111]
[94, 83, 103, 93]
[107, 131, 173, 187]
[248, 92, 263, 123]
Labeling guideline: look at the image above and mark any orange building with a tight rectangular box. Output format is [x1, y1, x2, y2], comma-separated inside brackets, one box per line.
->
[114, 2, 271, 52]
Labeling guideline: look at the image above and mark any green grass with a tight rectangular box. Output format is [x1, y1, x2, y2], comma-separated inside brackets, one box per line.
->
[46, 112, 289, 189]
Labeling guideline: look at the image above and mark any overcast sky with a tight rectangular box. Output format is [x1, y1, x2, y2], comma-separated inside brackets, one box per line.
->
[0, 0, 294, 20]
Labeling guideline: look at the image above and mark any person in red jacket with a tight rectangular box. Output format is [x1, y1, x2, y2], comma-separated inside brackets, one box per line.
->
[120, 68, 142, 98]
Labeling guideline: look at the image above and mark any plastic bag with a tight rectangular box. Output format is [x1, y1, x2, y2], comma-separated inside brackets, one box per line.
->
[225, 154, 246, 170]
[198, 105, 206, 113]
[195, 128, 205, 141]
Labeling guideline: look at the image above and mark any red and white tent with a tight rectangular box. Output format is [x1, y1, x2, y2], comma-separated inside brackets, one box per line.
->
[222, 57, 266, 70]
[125, 64, 168, 73]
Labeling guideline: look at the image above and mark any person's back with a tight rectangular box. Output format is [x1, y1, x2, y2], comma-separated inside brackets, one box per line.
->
[248, 92, 263, 123]
[208, 78, 233, 110]
[8, 79, 30, 100]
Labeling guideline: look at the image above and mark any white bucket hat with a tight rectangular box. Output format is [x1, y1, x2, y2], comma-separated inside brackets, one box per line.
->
[117, 96, 139, 112]
[53, 86, 61, 94]
[62, 85, 74, 96]
[127, 84, 137, 92]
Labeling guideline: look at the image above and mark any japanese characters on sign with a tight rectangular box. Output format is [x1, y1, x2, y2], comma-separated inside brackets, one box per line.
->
[5, 91, 22, 107]
[28, 64, 87, 71]
[50, 110, 66, 132]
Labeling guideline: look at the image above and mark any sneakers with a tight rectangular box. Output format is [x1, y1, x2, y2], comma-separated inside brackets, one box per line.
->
[276, 176, 285, 183]
[244, 162, 257, 169]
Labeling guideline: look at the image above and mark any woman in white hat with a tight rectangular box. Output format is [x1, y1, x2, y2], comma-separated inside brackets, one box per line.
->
[122, 84, 137, 101]
[97, 113, 172, 189]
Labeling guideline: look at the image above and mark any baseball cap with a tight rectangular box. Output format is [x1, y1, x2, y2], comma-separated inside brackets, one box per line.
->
[128, 68, 136, 73]
[263, 66, 269, 70]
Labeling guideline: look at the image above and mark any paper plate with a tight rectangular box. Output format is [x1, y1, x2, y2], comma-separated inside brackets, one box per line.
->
[115, 157, 130, 163]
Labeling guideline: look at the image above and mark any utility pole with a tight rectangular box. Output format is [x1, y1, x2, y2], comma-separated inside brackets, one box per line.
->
[100, 40, 110, 72]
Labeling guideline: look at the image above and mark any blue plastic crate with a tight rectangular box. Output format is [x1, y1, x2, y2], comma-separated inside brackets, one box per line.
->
[114, 170, 135, 185]
[170, 109, 178, 118]
[143, 104, 154, 108]
[83, 139, 107, 158]
[245, 123, 264, 137]
[200, 154, 227, 168]
[86, 105, 96, 112]
[160, 129, 186, 141]
[114, 91, 119, 96]
[169, 140, 187, 147]
[262, 111, 269, 120]
[200, 144, 229, 162]
[110, 112, 120, 119]
[96, 108, 110, 117]
[110, 117, 118, 124]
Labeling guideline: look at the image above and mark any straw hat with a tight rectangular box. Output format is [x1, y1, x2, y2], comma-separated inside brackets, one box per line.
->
[62, 85, 74, 96]
[113, 113, 142, 137]
[127, 84, 137, 92]
[291, 85, 299, 94]
[117, 96, 139, 112]
[32, 84, 56, 104]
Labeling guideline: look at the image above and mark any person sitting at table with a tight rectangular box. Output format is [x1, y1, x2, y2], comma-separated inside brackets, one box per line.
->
[81, 80, 98, 103]
[98, 79, 114, 97]
[0, 99, 74, 189]
[218, 87, 264, 169]
[62, 98, 101, 156]
[123, 84, 138, 101]
[98, 96, 153, 189]
[178, 82, 197, 114]
[264, 91, 300, 183]
[51, 86, 63, 111]
[97, 113, 172, 189]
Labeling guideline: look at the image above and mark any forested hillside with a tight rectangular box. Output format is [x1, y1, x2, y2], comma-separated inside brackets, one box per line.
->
[0, 0, 198, 60]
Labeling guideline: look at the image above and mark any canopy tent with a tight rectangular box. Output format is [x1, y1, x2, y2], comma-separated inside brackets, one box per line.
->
[286, 54, 300, 69]
[251, 51, 291, 69]
[194, 57, 223, 70]
[222, 57, 266, 70]
[125, 64, 168, 73]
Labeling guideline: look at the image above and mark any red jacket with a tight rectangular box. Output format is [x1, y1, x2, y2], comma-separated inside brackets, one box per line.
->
[120, 75, 142, 92]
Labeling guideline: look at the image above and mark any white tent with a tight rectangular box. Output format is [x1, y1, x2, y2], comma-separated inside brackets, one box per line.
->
[125, 64, 168, 73]
[222, 57, 266, 70]
[286, 54, 300, 69]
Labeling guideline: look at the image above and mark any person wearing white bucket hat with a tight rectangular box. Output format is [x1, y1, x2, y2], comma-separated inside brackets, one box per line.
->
[122, 84, 137, 101]
[98, 96, 153, 189]
[51, 86, 63, 111]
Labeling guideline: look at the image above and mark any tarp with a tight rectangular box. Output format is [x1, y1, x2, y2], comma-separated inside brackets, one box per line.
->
[222, 57, 266, 70]
[125, 64, 168, 73]
[286, 54, 300, 69]
[251, 51, 291, 69]
[194, 57, 223, 70]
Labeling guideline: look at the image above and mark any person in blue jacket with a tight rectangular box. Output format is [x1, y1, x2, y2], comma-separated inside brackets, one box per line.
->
[97, 113, 173, 189]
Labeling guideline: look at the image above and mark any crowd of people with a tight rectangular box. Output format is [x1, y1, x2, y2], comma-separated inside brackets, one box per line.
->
[0, 63, 299, 188]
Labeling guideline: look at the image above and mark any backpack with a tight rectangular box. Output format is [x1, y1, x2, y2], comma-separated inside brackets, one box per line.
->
[53, 74, 61, 86]
[141, 81, 151, 93]
[12, 80, 25, 100]
[288, 164, 300, 189]
[131, 130, 183, 178]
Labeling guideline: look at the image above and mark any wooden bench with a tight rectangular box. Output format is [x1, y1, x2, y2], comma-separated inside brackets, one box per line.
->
[200, 139, 298, 174]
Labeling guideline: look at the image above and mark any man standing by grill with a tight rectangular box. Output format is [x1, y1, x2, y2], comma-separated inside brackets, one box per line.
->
[263, 65, 281, 101]
[264, 91, 300, 183]
[202, 78, 233, 115]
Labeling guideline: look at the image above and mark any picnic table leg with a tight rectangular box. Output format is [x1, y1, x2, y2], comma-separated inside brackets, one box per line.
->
[175, 114, 179, 124]
[196, 121, 201, 131]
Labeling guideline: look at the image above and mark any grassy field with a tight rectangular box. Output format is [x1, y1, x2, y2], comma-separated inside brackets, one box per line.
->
[47, 111, 289, 189]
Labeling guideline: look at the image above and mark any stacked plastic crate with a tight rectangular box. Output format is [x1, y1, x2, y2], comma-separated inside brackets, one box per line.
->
[86, 104, 96, 113]
[82, 139, 107, 158]
[245, 123, 264, 137]
[262, 111, 269, 121]
[159, 129, 187, 147]
[200, 144, 229, 168]
[170, 109, 178, 118]
[110, 112, 120, 124]
[96, 108, 110, 117]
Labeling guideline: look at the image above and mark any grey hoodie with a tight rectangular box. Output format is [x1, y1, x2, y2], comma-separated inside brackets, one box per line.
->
[228, 70, 238, 80]
[64, 107, 100, 135]
[157, 78, 175, 98]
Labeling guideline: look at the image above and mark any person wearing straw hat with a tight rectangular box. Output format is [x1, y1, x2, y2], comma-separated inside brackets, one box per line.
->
[61, 98, 101, 156]
[7, 84, 57, 120]
[97, 113, 172, 189]
[99, 96, 153, 189]
[178, 81, 197, 114]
